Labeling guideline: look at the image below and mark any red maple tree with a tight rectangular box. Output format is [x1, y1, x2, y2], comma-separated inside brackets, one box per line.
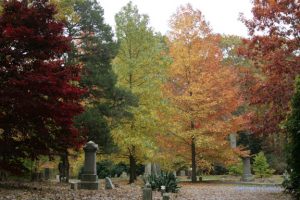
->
[240, 0, 300, 135]
[0, 0, 85, 173]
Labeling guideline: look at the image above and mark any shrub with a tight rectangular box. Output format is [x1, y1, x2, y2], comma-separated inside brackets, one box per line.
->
[78, 160, 129, 179]
[253, 152, 274, 178]
[78, 160, 143, 179]
[228, 161, 243, 176]
[111, 163, 128, 177]
[144, 172, 180, 193]
[96, 160, 112, 178]
[212, 164, 228, 175]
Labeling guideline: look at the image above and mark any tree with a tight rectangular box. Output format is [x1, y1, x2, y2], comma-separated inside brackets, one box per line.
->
[64, 0, 136, 153]
[165, 4, 245, 182]
[0, 0, 85, 173]
[253, 151, 274, 179]
[284, 76, 300, 199]
[113, 2, 170, 183]
[240, 0, 300, 136]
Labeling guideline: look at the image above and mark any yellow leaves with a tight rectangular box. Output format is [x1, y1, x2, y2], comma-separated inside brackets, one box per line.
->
[160, 3, 248, 169]
[169, 4, 211, 42]
[52, 0, 81, 22]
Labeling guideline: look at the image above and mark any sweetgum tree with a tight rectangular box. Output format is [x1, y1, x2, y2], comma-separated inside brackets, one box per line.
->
[0, 0, 85, 173]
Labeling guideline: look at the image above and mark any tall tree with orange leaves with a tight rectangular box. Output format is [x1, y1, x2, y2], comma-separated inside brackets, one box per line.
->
[165, 4, 245, 182]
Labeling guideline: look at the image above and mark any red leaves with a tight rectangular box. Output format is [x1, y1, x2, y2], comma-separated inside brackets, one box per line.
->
[0, 0, 85, 173]
[240, 0, 300, 135]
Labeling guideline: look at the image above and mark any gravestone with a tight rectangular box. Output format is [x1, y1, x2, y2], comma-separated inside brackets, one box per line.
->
[151, 163, 161, 176]
[79, 141, 99, 190]
[163, 193, 170, 200]
[56, 174, 60, 182]
[173, 171, 177, 177]
[179, 170, 186, 176]
[105, 177, 115, 189]
[161, 185, 166, 196]
[229, 133, 237, 148]
[241, 156, 254, 182]
[144, 163, 152, 176]
[120, 171, 128, 178]
[144, 163, 161, 177]
[142, 182, 152, 200]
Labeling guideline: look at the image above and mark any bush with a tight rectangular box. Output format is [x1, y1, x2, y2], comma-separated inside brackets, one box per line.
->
[228, 162, 243, 176]
[253, 152, 274, 178]
[212, 164, 228, 175]
[96, 160, 112, 178]
[144, 172, 180, 193]
[78, 160, 129, 179]
[78, 160, 144, 179]
[111, 163, 128, 177]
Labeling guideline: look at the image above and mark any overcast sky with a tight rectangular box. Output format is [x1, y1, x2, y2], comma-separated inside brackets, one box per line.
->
[99, 0, 253, 37]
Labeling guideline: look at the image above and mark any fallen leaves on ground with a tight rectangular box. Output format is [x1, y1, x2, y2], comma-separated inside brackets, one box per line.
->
[0, 180, 291, 200]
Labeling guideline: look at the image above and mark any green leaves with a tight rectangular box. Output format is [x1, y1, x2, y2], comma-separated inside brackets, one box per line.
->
[112, 2, 172, 177]
[253, 152, 274, 179]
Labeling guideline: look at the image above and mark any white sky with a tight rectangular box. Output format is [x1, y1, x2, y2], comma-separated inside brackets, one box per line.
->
[98, 0, 253, 37]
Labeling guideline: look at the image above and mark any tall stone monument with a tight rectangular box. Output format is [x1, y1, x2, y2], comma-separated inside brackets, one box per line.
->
[241, 156, 254, 182]
[144, 163, 152, 176]
[229, 133, 253, 182]
[79, 141, 99, 190]
[144, 163, 161, 177]
[229, 133, 237, 149]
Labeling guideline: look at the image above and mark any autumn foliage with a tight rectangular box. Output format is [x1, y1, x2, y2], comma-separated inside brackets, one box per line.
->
[0, 0, 85, 172]
[162, 4, 246, 177]
[240, 0, 300, 135]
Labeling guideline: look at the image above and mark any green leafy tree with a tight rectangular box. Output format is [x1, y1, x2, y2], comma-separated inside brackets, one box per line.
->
[113, 2, 170, 183]
[285, 76, 300, 199]
[253, 152, 274, 179]
[65, 0, 136, 153]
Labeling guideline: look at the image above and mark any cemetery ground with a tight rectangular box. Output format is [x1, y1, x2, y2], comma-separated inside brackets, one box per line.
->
[0, 175, 291, 200]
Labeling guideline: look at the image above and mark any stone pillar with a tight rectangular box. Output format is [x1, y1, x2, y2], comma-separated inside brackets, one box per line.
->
[144, 163, 152, 176]
[229, 133, 237, 148]
[143, 182, 152, 200]
[241, 156, 253, 182]
[145, 163, 161, 177]
[79, 141, 99, 190]
[163, 193, 170, 200]
[151, 163, 158, 176]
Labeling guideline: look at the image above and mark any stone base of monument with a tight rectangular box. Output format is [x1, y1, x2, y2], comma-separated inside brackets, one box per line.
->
[78, 174, 99, 190]
[78, 181, 99, 190]
[241, 174, 254, 182]
[241, 156, 254, 182]
[70, 180, 99, 190]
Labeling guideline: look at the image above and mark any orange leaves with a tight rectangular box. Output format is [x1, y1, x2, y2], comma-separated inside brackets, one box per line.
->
[161, 4, 247, 167]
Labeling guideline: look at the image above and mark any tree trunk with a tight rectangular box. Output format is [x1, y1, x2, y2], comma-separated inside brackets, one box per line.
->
[59, 151, 70, 183]
[129, 153, 136, 184]
[65, 152, 70, 183]
[191, 136, 197, 182]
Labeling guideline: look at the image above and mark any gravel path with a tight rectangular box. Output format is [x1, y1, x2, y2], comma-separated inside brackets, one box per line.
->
[0, 181, 291, 200]
[174, 184, 290, 200]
